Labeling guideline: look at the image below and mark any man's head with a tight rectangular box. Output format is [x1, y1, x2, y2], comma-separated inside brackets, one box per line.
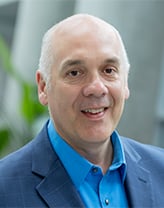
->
[36, 14, 130, 151]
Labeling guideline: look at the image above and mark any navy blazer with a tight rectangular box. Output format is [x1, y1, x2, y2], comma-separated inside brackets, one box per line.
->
[0, 122, 163, 208]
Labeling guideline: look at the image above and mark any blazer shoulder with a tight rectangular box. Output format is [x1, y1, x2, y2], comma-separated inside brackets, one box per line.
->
[122, 136, 164, 154]
[122, 137, 164, 207]
[0, 121, 50, 176]
[121, 136, 164, 168]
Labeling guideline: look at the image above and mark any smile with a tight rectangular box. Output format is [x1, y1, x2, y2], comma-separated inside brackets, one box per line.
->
[81, 107, 108, 119]
[82, 108, 105, 114]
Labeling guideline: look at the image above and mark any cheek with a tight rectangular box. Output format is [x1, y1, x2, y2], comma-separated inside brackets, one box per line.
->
[107, 81, 129, 109]
[51, 83, 80, 113]
[109, 81, 125, 99]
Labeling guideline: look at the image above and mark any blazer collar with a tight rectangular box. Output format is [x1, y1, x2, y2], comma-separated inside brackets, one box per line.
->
[123, 138, 154, 207]
[31, 122, 85, 208]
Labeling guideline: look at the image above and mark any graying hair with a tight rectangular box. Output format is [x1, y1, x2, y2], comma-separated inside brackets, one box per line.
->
[115, 29, 130, 75]
[38, 25, 57, 85]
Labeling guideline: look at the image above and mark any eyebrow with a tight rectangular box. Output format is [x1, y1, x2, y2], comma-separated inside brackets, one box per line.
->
[61, 56, 120, 70]
[103, 57, 121, 66]
[62, 60, 85, 69]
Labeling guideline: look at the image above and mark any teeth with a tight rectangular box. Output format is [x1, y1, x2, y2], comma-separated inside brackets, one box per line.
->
[83, 108, 104, 114]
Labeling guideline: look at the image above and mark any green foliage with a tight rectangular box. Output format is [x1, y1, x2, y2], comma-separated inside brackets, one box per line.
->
[21, 82, 46, 124]
[0, 129, 10, 152]
[0, 35, 47, 157]
[0, 35, 21, 82]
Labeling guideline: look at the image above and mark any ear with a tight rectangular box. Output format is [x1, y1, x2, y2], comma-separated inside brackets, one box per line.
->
[36, 70, 48, 106]
[125, 85, 130, 100]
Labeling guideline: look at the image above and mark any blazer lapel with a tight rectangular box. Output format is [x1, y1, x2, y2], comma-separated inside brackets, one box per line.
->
[123, 140, 154, 208]
[31, 123, 85, 208]
[36, 160, 85, 208]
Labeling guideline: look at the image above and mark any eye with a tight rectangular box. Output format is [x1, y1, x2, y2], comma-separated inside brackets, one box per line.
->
[67, 70, 81, 77]
[102, 66, 119, 80]
[66, 69, 85, 80]
[104, 67, 115, 75]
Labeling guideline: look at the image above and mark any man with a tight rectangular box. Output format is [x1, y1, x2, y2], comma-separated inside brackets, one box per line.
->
[0, 14, 163, 208]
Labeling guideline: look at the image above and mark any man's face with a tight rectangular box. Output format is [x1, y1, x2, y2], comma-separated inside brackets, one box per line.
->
[37, 22, 129, 151]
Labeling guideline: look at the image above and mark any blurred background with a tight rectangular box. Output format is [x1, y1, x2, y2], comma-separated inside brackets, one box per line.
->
[0, 0, 164, 157]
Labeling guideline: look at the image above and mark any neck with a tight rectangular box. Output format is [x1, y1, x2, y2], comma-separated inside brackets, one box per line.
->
[75, 138, 113, 174]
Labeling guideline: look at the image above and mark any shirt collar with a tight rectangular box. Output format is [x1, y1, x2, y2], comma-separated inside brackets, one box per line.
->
[48, 120, 92, 188]
[110, 130, 127, 182]
[48, 120, 126, 189]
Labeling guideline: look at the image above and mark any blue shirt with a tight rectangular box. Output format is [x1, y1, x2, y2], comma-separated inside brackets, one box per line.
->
[48, 120, 128, 208]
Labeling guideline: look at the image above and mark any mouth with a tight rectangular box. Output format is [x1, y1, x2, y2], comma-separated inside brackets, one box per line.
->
[81, 107, 108, 118]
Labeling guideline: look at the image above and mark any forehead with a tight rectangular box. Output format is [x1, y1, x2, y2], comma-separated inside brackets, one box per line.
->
[53, 15, 119, 44]
[50, 15, 123, 65]
[57, 15, 115, 34]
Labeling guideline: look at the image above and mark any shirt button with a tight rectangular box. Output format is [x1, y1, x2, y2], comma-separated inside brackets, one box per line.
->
[92, 167, 98, 173]
[105, 199, 109, 205]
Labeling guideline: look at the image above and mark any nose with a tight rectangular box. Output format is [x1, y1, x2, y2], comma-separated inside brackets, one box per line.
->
[82, 75, 108, 97]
